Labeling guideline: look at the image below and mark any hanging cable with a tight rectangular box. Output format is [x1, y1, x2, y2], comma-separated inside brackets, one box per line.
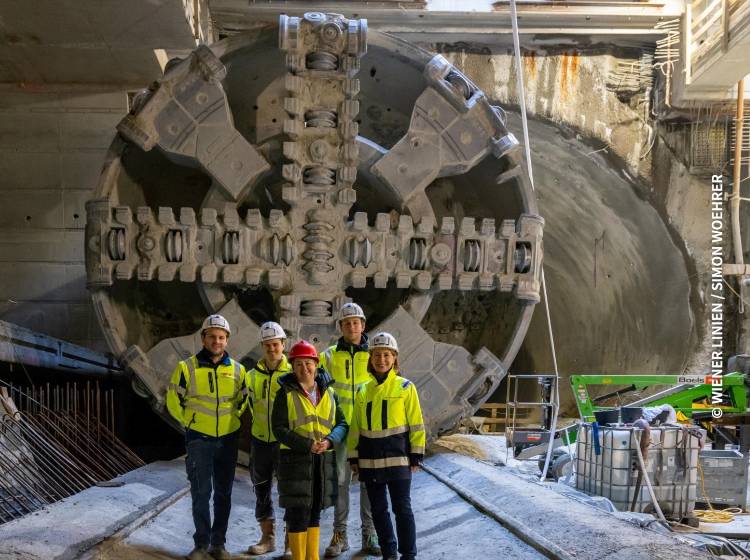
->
[510, 0, 534, 191]
[508, 0, 561, 481]
[634, 428, 667, 523]
[538, 275, 560, 482]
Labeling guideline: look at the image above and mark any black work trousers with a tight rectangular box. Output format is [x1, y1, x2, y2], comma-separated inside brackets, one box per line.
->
[284, 453, 323, 533]
[366, 477, 416, 560]
[250, 436, 279, 522]
[185, 429, 239, 548]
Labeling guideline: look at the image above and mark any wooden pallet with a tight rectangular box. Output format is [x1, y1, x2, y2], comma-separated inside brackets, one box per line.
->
[474, 403, 537, 433]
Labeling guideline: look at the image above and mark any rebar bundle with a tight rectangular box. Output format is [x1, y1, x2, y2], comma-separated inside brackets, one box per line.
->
[653, 18, 680, 76]
[0, 380, 144, 524]
[729, 114, 750, 168]
[606, 51, 655, 98]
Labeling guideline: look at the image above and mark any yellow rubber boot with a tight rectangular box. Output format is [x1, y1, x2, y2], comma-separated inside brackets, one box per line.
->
[306, 527, 320, 560]
[289, 531, 308, 560]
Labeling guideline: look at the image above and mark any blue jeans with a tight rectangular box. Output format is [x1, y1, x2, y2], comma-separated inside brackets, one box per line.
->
[185, 430, 239, 547]
[366, 478, 416, 560]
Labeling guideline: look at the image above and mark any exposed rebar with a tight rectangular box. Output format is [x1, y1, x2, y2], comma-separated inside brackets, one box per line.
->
[0, 379, 144, 524]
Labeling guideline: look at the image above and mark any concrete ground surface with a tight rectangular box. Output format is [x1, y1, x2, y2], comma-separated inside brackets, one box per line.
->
[86, 464, 546, 560]
[0, 459, 189, 560]
[0, 449, 715, 560]
[427, 451, 712, 560]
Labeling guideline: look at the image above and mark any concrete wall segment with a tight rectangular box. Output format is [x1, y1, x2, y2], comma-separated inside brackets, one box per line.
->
[0, 189, 66, 229]
[60, 112, 123, 150]
[0, 87, 128, 350]
[651, 138, 713, 372]
[0, 230, 85, 263]
[437, 46, 653, 182]
[501, 115, 695, 386]
[0, 302, 106, 352]
[0, 151, 107, 192]
[0, 45, 161, 85]
[0, 263, 88, 303]
[62, 151, 111, 191]
[0, 111, 61, 151]
[0, 152, 60, 190]
[0, 1, 201, 354]
[0, 1, 197, 85]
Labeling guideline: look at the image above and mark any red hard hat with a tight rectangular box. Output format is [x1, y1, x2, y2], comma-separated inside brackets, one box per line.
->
[288, 340, 319, 363]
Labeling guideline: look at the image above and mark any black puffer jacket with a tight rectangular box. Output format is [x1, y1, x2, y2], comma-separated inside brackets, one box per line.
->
[272, 370, 348, 509]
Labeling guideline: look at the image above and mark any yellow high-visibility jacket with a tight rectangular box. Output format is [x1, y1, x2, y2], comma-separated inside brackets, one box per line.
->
[320, 334, 371, 424]
[249, 355, 291, 442]
[166, 349, 250, 438]
[347, 368, 426, 482]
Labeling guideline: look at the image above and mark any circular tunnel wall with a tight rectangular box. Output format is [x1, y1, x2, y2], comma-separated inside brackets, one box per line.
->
[508, 114, 696, 413]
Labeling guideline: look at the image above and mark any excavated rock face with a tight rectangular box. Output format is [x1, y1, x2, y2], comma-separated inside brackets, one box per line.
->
[85, 17, 542, 436]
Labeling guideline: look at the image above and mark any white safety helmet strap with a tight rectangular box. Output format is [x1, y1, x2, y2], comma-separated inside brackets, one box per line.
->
[202, 314, 231, 335]
[370, 332, 398, 353]
[260, 321, 286, 342]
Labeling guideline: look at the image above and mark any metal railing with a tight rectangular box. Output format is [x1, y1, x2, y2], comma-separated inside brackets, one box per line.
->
[504, 373, 556, 457]
[685, 0, 750, 85]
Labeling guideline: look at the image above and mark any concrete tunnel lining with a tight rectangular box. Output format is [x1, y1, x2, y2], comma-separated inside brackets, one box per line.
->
[508, 114, 696, 413]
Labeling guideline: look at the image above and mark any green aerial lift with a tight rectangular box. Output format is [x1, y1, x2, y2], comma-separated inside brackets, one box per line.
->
[570, 372, 748, 424]
[510, 371, 748, 462]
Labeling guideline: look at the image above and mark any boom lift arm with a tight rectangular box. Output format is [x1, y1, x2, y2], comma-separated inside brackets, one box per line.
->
[570, 372, 747, 422]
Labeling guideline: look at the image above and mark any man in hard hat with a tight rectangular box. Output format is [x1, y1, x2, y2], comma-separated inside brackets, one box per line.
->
[319, 302, 379, 557]
[166, 314, 250, 560]
[245, 321, 291, 556]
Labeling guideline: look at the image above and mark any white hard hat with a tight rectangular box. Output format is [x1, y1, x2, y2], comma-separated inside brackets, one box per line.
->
[338, 302, 366, 323]
[260, 321, 286, 342]
[370, 332, 398, 354]
[201, 314, 231, 335]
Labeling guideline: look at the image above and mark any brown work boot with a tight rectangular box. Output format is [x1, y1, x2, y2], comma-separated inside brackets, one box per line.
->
[247, 519, 276, 555]
[324, 530, 349, 558]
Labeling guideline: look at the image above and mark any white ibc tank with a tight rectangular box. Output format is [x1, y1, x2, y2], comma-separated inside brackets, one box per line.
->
[575, 423, 703, 519]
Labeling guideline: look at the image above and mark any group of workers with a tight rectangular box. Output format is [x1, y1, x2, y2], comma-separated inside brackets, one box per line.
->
[166, 303, 426, 560]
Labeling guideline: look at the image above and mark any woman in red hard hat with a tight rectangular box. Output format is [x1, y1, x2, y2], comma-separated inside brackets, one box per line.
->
[272, 340, 348, 560]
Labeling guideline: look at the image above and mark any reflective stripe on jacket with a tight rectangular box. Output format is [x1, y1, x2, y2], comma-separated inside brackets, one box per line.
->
[347, 368, 426, 482]
[166, 351, 249, 438]
[280, 384, 336, 449]
[249, 355, 291, 442]
[319, 334, 371, 424]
